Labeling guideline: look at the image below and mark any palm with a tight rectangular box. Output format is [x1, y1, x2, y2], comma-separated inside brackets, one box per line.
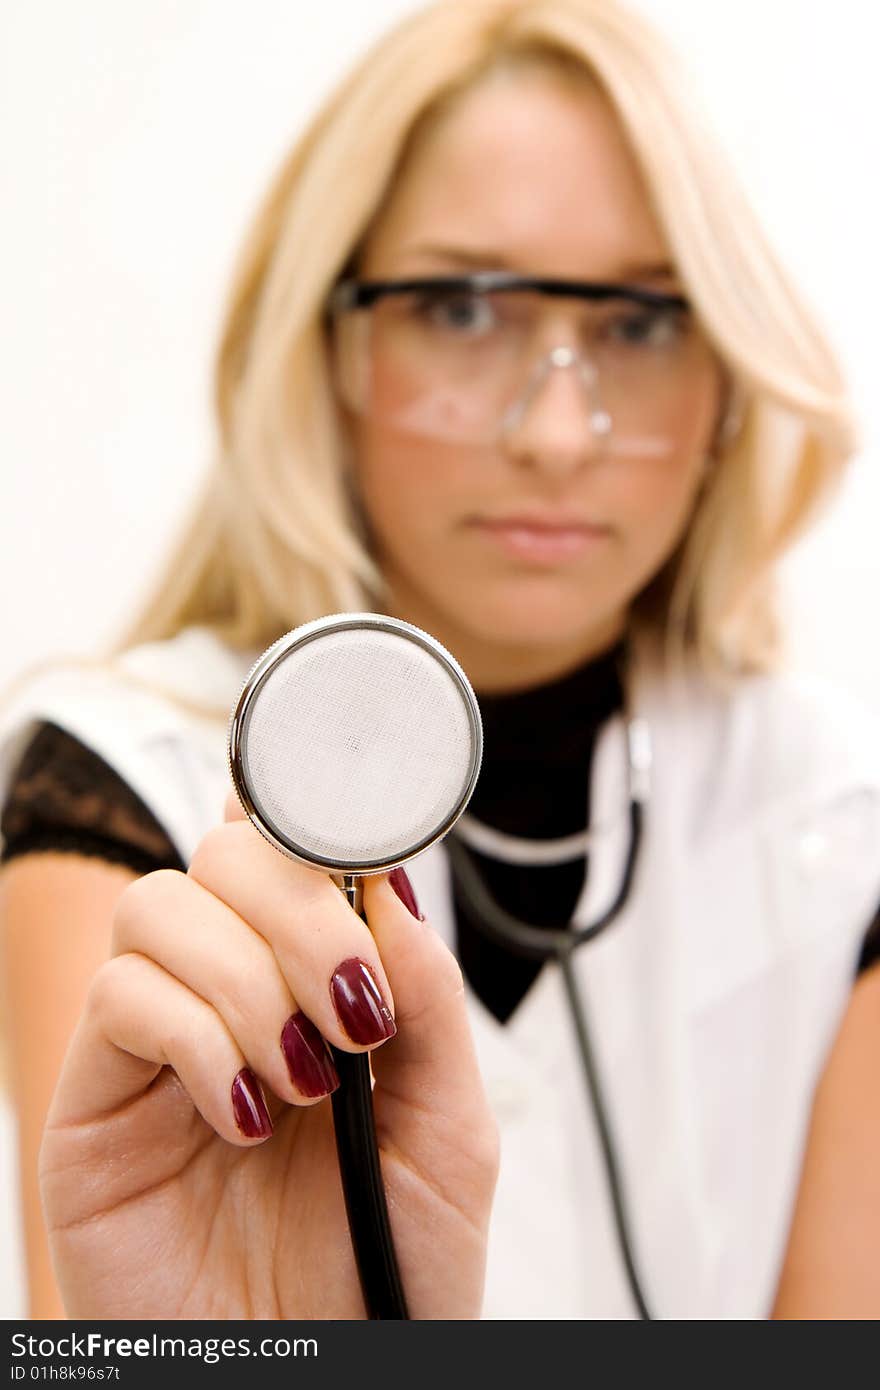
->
[42, 1067, 482, 1319]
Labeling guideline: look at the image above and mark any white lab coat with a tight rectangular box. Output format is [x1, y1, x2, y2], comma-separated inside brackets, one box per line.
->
[1, 625, 878, 1319]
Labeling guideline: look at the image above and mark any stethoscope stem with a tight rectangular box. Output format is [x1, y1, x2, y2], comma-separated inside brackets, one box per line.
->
[331, 875, 409, 1319]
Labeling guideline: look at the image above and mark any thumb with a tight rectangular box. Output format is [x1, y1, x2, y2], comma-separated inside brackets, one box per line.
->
[361, 869, 494, 1156]
[224, 788, 248, 823]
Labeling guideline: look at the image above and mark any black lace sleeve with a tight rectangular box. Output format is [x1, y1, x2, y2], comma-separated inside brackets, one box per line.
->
[0, 722, 186, 876]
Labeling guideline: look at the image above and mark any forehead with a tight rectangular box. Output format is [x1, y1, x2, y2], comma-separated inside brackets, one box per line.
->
[360, 67, 671, 279]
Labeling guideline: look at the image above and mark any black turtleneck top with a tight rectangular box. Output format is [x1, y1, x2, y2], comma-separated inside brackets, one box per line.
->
[453, 640, 625, 1020]
[1, 643, 878, 1024]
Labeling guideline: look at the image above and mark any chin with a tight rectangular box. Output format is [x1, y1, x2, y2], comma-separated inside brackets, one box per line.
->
[449, 584, 623, 648]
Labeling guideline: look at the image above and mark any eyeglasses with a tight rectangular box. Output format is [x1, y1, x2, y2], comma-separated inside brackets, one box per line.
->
[328, 272, 718, 458]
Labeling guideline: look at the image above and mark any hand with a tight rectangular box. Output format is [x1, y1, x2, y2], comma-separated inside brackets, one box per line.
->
[39, 796, 499, 1319]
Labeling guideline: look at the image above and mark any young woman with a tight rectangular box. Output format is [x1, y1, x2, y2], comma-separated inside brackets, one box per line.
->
[1, 0, 878, 1320]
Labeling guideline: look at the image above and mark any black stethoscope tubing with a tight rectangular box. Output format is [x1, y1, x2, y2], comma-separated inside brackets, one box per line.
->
[444, 795, 653, 1320]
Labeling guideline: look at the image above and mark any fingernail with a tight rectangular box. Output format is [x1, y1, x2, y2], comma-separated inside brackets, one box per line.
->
[231, 1067, 273, 1139]
[281, 1011, 340, 1098]
[330, 958, 397, 1045]
[388, 865, 423, 920]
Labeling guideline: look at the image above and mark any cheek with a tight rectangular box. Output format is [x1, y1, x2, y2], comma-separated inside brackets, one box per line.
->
[349, 425, 467, 552]
[619, 369, 720, 517]
[605, 389, 719, 578]
[610, 464, 702, 590]
[617, 453, 704, 523]
[370, 351, 427, 421]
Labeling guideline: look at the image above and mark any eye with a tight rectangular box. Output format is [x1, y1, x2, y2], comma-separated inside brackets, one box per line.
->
[411, 288, 496, 336]
[604, 305, 687, 348]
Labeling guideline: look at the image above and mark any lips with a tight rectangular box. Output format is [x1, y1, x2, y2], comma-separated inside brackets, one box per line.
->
[469, 514, 612, 563]
[474, 515, 610, 534]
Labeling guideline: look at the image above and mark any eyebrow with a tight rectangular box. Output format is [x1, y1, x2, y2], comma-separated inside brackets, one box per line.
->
[401, 244, 680, 285]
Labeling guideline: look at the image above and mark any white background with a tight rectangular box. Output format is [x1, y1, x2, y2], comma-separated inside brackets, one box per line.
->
[1, 0, 879, 1317]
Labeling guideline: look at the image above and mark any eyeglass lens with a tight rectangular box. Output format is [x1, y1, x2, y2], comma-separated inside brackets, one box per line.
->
[333, 284, 715, 455]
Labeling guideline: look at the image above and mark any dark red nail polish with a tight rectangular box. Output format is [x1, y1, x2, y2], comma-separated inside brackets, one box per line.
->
[281, 1011, 340, 1097]
[231, 1067, 273, 1139]
[330, 958, 397, 1045]
[388, 865, 423, 920]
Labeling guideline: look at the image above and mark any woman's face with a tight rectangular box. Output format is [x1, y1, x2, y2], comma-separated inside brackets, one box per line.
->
[342, 67, 723, 691]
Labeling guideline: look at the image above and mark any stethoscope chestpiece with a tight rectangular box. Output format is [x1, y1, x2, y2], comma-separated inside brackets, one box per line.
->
[228, 611, 483, 875]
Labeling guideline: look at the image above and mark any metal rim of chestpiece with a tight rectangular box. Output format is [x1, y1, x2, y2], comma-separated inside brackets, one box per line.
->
[227, 611, 484, 875]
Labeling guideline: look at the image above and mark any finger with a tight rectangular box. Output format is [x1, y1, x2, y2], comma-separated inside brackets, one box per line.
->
[188, 821, 397, 1053]
[224, 788, 247, 823]
[112, 870, 339, 1104]
[47, 952, 274, 1146]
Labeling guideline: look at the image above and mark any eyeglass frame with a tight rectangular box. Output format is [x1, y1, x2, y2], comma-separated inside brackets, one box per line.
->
[327, 270, 690, 316]
[326, 270, 742, 457]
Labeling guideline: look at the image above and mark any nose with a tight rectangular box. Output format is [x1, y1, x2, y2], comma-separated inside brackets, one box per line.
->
[500, 348, 610, 475]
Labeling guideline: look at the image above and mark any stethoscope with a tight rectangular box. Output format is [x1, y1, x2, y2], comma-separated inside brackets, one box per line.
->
[229, 613, 654, 1320]
[444, 712, 655, 1320]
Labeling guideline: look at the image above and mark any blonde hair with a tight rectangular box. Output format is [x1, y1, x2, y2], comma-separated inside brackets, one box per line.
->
[121, 0, 857, 675]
